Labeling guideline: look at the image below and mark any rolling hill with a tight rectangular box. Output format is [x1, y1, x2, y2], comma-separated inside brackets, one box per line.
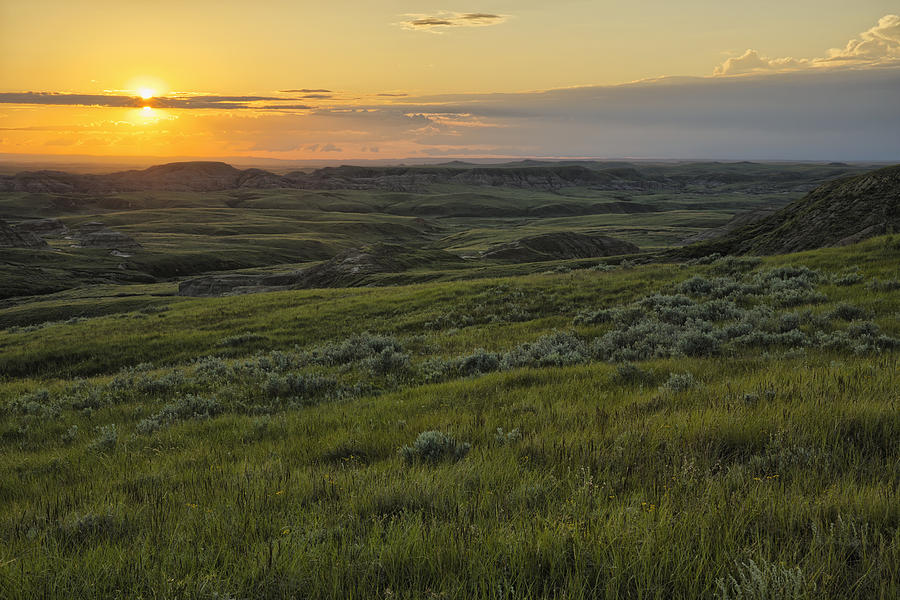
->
[0, 160, 872, 195]
[685, 164, 900, 255]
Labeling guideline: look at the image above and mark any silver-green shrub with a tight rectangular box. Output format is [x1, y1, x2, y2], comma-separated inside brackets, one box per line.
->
[661, 372, 699, 393]
[88, 424, 118, 453]
[400, 431, 470, 465]
[715, 558, 810, 600]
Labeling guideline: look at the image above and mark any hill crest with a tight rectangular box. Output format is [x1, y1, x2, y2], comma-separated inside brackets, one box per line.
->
[689, 164, 900, 255]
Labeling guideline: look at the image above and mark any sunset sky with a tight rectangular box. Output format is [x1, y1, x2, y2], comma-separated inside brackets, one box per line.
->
[1, 1, 899, 161]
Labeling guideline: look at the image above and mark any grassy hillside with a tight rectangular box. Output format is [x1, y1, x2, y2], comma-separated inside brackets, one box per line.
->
[1, 235, 898, 598]
[683, 165, 900, 256]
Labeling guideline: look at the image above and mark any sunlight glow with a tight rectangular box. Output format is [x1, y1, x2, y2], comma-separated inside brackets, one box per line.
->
[139, 88, 155, 100]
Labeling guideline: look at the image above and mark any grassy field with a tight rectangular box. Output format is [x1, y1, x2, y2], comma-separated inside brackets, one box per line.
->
[1, 234, 898, 598]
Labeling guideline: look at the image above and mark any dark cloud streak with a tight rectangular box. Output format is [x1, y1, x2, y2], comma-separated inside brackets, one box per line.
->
[0, 92, 315, 110]
[411, 18, 453, 26]
[459, 13, 503, 21]
[0, 92, 144, 108]
[400, 11, 508, 31]
[257, 104, 314, 110]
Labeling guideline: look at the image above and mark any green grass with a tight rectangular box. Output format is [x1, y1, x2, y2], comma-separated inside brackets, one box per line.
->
[1, 235, 898, 598]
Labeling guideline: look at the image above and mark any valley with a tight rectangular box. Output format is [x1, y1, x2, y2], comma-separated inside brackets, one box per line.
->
[1, 160, 898, 599]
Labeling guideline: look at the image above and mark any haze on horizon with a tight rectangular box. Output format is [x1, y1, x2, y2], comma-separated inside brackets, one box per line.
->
[1, 1, 899, 162]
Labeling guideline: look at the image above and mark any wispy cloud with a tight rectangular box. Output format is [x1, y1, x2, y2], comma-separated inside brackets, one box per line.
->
[715, 14, 900, 75]
[0, 92, 148, 108]
[256, 104, 315, 110]
[399, 11, 508, 33]
[278, 89, 332, 93]
[0, 92, 316, 111]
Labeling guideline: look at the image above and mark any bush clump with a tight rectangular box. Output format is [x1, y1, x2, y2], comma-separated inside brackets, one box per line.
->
[500, 331, 589, 369]
[108, 366, 186, 399]
[866, 278, 900, 292]
[316, 333, 404, 366]
[136, 396, 223, 435]
[770, 288, 827, 308]
[192, 356, 232, 381]
[575, 263, 853, 361]
[686, 253, 722, 265]
[362, 348, 411, 376]
[400, 431, 470, 465]
[677, 330, 720, 357]
[263, 374, 336, 400]
[831, 272, 863, 286]
[818, 321, 900, 355]
[455, 349, 501, 376]
[60, 425, 78, 444]
[661, 372, 699, 393]
[827, 303, 867, 321]
[590, 263, 616, 272]
[88, 424, 118, 453]
[495, 427, 522, 445]
[425, 349, 503, 382]
[715, 557, 810, 600]
[5, 390, 60, 418]
[614, 363, 653, 384]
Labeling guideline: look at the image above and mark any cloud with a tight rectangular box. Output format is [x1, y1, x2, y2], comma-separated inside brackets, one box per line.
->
[4, 61, 899, 161]
[0, 92, 315, 111]
[314, 68, 900, 160]
[290, 68, 900, 159]
[826, 14, 900, 62]
[171, 95, 278, 103]
[714, 50, 808, 76]
[0, 92, 146, 108]
[399, 12, 507, 32]
[154, 95, 290, 109]
[257, 104, 314, 110]
[418, 146, 508, 156]
[715, 14, 900, 75]
[279, 89, 332, 93]
[458, 13, 503, 22]
[409, 18, 454, 27]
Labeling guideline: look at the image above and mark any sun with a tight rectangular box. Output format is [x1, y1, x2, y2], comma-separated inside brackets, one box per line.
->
[138, 88, 156, 100]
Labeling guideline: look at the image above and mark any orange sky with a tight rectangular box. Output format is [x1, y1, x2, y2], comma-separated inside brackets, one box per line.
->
[1, 2, 899, 161]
